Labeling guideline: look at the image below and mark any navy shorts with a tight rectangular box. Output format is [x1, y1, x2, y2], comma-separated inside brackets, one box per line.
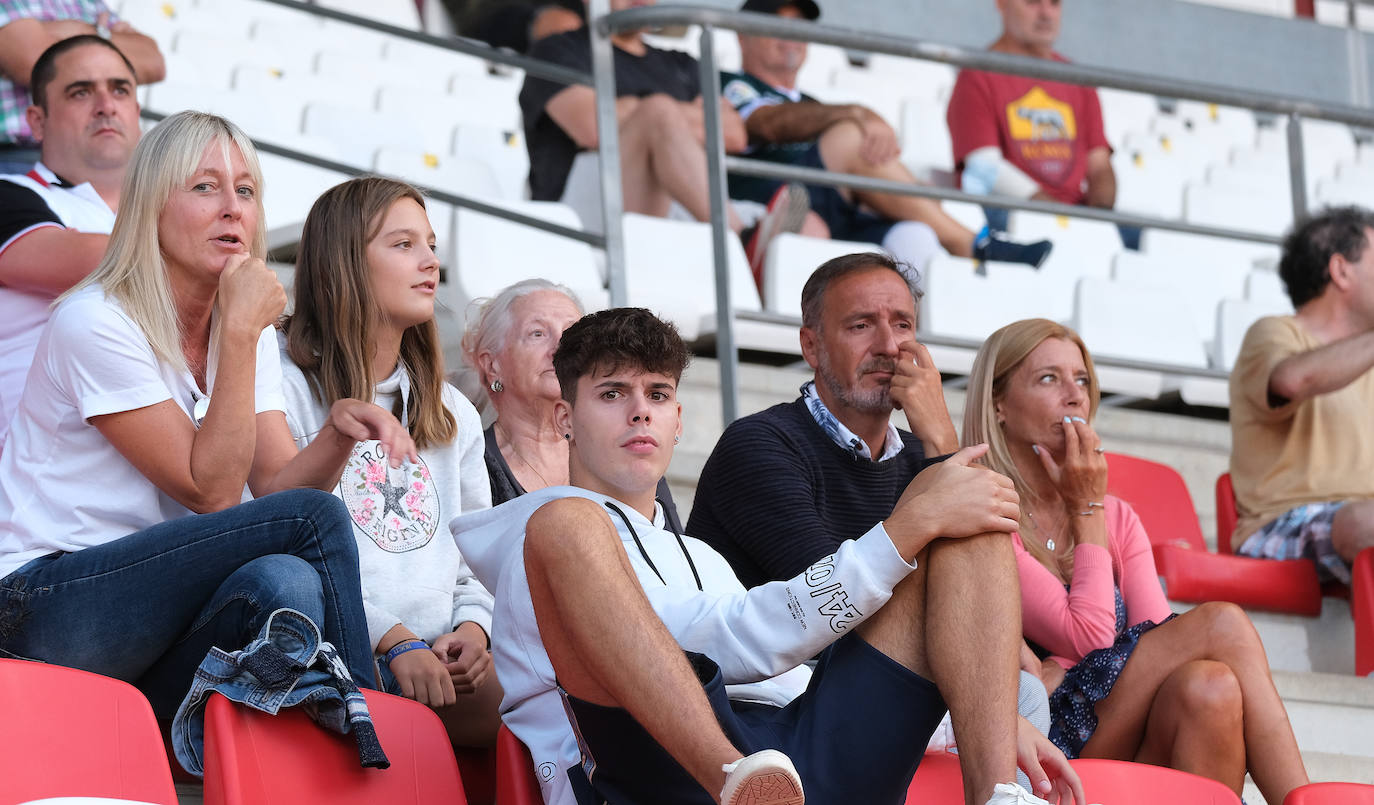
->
[750, 144, 897, 246]
[561, 634, 946, 805]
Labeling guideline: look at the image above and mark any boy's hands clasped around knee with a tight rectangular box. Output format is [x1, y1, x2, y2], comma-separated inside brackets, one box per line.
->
[884, 443, 1021, 560]
[432, 621, 493, 695]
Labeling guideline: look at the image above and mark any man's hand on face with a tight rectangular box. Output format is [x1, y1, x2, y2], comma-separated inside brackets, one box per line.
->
[890, 340, 958, 454]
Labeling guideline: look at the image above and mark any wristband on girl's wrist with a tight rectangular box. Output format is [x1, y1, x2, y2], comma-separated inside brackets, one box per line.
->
[383, 639, 429, 663]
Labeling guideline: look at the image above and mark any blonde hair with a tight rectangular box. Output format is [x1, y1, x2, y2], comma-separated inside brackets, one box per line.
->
[63, 111, 266, 370]
[962, 319, 1101, 565]
[283, 177, 455, 450]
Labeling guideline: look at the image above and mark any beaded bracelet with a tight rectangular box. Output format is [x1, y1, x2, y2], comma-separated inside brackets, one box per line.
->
[383, 639, 429, 664]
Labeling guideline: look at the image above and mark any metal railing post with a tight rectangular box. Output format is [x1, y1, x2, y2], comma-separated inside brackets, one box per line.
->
[697, 26, 741, 425]
[1286, 114, 1309, 224]
[589, 0, 629, 306]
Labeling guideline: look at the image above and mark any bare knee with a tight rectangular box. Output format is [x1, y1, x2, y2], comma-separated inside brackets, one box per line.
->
[624, 93, 686, 135]
[1191, 601, 1264, 659]
[1168, 659, 1243, 727]
[817, 118, 865, 168]
[927, 530, 1014, 574]
[1332, 501, 1374, 559]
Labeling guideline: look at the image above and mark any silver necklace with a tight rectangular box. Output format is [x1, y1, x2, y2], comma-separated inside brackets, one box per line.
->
[1026, 509, 1064, 552]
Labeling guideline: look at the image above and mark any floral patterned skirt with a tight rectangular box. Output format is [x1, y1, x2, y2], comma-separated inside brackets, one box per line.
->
[1047, 613, 1178, 758]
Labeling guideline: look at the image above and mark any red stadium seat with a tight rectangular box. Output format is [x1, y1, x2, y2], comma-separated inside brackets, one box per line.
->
[495, 724, 543, 805]
[1105, 453, 1323, 615]
[453, 744, 497, 805]
[1355, 548, 1374, 677]
[1284, 781, 1374, 804]
[906, 751, 963, 804]
[1215, 472, 1238, 554]
[1071, 758, 1240, 803]
[0, 658, 178, 804]
[203, 689, 468, 805]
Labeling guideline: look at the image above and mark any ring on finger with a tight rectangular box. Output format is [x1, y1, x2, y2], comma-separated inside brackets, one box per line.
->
[1093, 446, 1106, 454]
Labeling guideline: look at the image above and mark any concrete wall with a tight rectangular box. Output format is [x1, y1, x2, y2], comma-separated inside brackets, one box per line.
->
[671, 0, 1369, 108]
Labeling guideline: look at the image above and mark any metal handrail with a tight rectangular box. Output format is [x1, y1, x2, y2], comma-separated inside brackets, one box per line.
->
[590, 4, 1349, 421]
[258, 0, 592, 87]
[138, 110, 603, 248]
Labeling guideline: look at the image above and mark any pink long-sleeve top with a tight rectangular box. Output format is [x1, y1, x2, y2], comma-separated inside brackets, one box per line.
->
[1014, 495, 1172, 669]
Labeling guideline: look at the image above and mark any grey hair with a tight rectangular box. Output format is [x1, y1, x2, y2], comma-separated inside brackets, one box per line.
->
[461, 278, 584, 389]
[61, 111, 266, 370]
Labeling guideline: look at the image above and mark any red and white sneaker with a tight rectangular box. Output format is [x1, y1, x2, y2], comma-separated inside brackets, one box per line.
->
[744, 182, 811, 290]
[720, 749, 805, 805]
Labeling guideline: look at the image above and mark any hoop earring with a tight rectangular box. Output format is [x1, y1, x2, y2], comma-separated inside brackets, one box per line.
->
[489, 379, 503, 393]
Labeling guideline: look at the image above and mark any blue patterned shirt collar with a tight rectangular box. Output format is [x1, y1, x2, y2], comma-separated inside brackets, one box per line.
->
[800, 381, 905, 462]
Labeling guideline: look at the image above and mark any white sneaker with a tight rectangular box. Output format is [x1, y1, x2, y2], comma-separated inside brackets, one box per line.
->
[985, 782, 1052, 805]
[719, 749, 805, 805]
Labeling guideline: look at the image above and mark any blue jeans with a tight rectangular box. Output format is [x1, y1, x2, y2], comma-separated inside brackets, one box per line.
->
[0, 488, 375, 716]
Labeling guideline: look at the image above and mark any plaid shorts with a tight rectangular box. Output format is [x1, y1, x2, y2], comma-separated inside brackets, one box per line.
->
[1236, 501, 1350, 584]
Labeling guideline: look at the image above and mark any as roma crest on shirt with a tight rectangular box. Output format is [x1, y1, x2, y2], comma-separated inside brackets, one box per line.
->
[338, 441, 439, 553]
[1005, 86, 1079, 185]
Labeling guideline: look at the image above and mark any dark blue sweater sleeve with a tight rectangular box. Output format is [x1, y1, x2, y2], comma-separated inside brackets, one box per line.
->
[689, 415, 845, 584]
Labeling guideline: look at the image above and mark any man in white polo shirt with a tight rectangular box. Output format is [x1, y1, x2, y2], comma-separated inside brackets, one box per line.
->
[0, 34, 138, 444]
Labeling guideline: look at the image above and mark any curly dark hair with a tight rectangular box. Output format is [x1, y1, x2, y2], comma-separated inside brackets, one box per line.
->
[554, 308, 692, 403]
[1279, 206, 1374, 308]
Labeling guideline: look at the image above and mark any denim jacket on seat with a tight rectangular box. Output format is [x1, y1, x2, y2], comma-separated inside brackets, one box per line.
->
[171, 607, 388, 776]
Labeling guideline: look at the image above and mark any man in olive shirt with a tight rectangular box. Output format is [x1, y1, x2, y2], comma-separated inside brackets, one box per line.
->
[1229, 206, 1374, 583]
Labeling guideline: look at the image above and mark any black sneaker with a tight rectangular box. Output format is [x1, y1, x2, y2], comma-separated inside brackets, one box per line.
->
[973, 227, 1053, 270]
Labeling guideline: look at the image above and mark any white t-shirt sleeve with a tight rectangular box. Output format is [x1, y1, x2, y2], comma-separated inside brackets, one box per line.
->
[253, 326, 286, 414]
[45, 292, 172, 420]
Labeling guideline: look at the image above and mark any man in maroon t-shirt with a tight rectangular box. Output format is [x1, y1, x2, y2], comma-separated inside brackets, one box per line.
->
[947, 0, 1116, 213]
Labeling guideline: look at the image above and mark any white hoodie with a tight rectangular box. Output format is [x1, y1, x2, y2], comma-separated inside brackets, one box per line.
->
[279, 347, 494, 648]
[452, 486, 917, 805]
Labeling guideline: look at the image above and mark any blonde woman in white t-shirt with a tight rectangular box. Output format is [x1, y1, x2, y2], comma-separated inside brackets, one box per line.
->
[0, 112, 413, 715]
[277, 177, 502, 749]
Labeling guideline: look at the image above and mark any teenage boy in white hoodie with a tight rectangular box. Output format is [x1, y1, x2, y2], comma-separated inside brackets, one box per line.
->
[453, 308, 1083, 805]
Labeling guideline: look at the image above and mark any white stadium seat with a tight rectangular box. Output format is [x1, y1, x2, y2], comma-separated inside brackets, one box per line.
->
[919, 255, 1055, 347]
[1073, 276, 1209, 368]
[1212, 297, 1290, 370]
[303, 103, 426, 169]
[1111, 250, 1248, 353]
[450, 200, 603, 313]
[621, 214, 760, 343]
[899, 98, 954, 173]
[763, 233, 884, 316]
[451, 125, 530, 201]
[1183, 181, 1293, 237]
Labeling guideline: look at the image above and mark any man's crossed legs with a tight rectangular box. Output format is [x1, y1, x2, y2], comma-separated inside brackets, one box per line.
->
[522, 496, 1061, 805]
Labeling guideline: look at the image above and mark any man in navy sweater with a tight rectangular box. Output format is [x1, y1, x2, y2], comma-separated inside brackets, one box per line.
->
[690, 251, 1060, 800]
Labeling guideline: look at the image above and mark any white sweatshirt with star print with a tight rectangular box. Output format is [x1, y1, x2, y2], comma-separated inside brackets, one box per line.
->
[278, 345, 494, 651]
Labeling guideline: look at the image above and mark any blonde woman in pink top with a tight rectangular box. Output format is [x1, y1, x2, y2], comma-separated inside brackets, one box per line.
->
[963, 318, 1307, 804]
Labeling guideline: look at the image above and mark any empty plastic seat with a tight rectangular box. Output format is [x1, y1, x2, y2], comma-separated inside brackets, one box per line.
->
[451, 199, 603, 313]
[1112, 251, 1247, 350]
[383, 38, 490, 78]
[452, 124, 530, 201]
[1313, 175, 1374, 210]
[905, 752, 963, 804]
[1098, 87, 1160, 150]
[1215, 472, 1238, 554]
[1140, 228, 1280, 277]
[1356, 548, 1374, 677]
[1008, 211, 1120, 282]
[762, 232, 883, 315]
[1184, 181, 1293, 236]
[1245, 267, 1293, 310]
[621, 213, 760, 342]
[374, 148, 503, 201]
[1212, 298, 1282, 370]
[494, 724, 542, 805]
[1173, 100, 1259, 151]
[318, 0, 422, 30]
[0, 659, 178, 804]
[865, 54, 956, 103]
[1070, 758, 1240, 804]
[449, 74, 524, 131]
[1073, 276, 1209, 368]
[303, 103, 427, 170]
[233, 64, 364, 121]
[899, 98, 954, 173]
[202, 690, 467, 805]
[1105, 453, 1322, 614]
[822, 70, 905, 132]
[174, 27, 314, 78]
[920, 255, 1063, 343]
[794, 43, 848, 96]
[1283, 781, 1374, 804]
[1112, 145, 1186, 219]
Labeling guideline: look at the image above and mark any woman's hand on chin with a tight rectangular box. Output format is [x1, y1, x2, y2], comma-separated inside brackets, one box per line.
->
[1031, 416, 1107, 513]
[218, 255, 286, 338]
[325, 399, 420, 467]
